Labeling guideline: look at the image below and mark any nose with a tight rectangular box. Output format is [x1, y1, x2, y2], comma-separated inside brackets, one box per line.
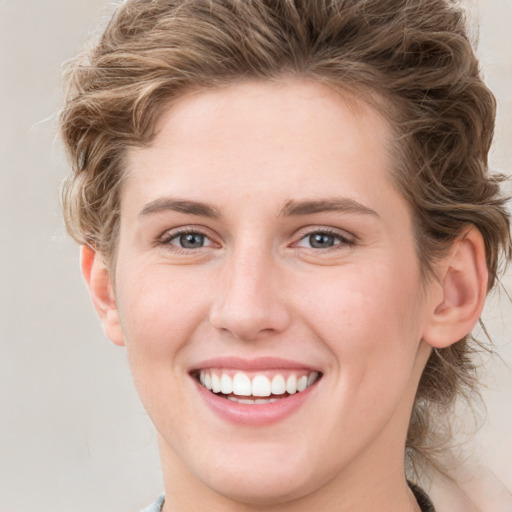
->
[209, 245, 291, 341]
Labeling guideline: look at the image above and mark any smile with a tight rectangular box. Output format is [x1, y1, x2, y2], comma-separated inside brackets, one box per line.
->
[196, 369, 321, 404]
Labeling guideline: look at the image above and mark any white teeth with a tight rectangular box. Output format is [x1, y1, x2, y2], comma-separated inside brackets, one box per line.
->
[211, 373, 221, 393]
[307, 371, 319, 387]
[297, 375, 308, 392]
[198, 369, 320, 399]
[232, 372, 252, 396]
[286, 374, 297, 394]
[221, 373, 233, 394]
[227, 396, 279, 404]
[271, 374, 286, 395]
[252, 375, 272, 397]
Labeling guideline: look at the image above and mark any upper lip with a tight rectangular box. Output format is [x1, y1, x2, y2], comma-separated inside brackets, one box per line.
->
[191, 356, 321, 372]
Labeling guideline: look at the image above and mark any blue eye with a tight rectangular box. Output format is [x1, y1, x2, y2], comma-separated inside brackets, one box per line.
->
[296, 230, 353, 249]
[163, 231, 214, 249]
[308, 233, 337, 248]
[177, 233, 206, 248]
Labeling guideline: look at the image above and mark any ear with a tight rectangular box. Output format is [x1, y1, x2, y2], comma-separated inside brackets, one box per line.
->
[422, 227, 488, 349]
[80, 245, 124, 346]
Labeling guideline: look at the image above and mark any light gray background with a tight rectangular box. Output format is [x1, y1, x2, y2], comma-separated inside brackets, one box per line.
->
[0, 1, 510, 511]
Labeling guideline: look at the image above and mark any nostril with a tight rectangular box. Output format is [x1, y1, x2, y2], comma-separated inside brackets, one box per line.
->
[209, 304, 290, 342]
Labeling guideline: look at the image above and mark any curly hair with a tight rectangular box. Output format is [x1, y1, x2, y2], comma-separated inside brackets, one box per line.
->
[60, 0, 511, 477]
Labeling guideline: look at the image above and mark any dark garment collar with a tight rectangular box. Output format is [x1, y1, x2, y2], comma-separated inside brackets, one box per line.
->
[409, 481, 436, 512]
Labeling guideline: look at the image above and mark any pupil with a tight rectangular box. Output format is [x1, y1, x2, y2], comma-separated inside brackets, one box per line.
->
[180, 233, 204, 248]
[310, 233, 334, 248]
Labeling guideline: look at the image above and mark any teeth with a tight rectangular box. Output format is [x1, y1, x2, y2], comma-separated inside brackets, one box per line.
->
[211, 373, 221, 393]
[197, 369, 320, 399]
[252, 375, 271, 397]
[233, 372, 252, 396]
[255, 398, 278, 404]
[228, 396, 279, 404]
[221, 373, 233, 394]
[307, 372, 319, 387]
[286, 374, 297, 394]
[297, 375, 308, 392]
[271, 375, 286, 395]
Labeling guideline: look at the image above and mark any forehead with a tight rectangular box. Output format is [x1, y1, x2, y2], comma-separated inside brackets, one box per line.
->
[122, 79, 411, 230]
[126, 80, 394, 190]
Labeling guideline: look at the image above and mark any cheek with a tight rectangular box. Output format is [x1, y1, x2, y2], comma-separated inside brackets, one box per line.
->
[306, 262, 420, 333]
[114, 264, 211, 359]
[297, 260, 424, 383]
[113, 264, 211, 429]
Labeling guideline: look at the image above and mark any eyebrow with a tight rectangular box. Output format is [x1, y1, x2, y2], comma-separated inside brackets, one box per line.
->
[138, 196, 379, 220]
[278, 198, 379, 218]
[139, 198, 221, 218]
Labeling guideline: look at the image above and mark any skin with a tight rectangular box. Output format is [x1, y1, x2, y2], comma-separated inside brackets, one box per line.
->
[82, 79, 488, 511]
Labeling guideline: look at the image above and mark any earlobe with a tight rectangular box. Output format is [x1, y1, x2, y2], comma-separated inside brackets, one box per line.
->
[422, 228, 488, 349]
[80, 245, 125, 346]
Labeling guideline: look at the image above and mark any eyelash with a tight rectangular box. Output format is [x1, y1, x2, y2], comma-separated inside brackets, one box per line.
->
[159, 227, 217, 253]
[158, 227, 356, 253]
[294, 228, 355, 251]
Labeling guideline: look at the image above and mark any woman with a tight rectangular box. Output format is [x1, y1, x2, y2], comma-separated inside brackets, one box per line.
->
[59, 0, 511, 510]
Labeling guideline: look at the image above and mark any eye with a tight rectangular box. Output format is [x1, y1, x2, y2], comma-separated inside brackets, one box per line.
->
[161, 229, 215, 250]
[295, 230, 354, 249]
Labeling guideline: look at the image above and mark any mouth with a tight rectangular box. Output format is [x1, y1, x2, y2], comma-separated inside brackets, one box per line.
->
[193, 369, 322, 405]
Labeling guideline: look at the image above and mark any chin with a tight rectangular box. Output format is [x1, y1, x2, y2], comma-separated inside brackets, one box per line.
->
[202, 467, 315, 506]
[185, 446, 323, 506]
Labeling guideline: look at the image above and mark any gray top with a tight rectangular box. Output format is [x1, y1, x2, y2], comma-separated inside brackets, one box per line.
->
[141, 494, 165, 512]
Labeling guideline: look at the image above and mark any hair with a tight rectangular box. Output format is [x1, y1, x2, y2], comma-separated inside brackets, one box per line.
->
[60, 0, 511, 478]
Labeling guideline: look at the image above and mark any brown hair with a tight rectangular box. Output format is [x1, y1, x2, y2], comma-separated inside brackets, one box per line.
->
[60, 0, 511, 477]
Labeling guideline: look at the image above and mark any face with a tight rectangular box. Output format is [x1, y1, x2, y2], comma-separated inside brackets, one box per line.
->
[105, 80, 435, 506]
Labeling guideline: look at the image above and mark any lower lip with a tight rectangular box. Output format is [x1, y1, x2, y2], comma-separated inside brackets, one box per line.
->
[194, 379, 318, 426]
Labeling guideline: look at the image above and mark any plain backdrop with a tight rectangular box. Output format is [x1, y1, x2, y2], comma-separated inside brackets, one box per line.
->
[0, 1, 510, 511]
